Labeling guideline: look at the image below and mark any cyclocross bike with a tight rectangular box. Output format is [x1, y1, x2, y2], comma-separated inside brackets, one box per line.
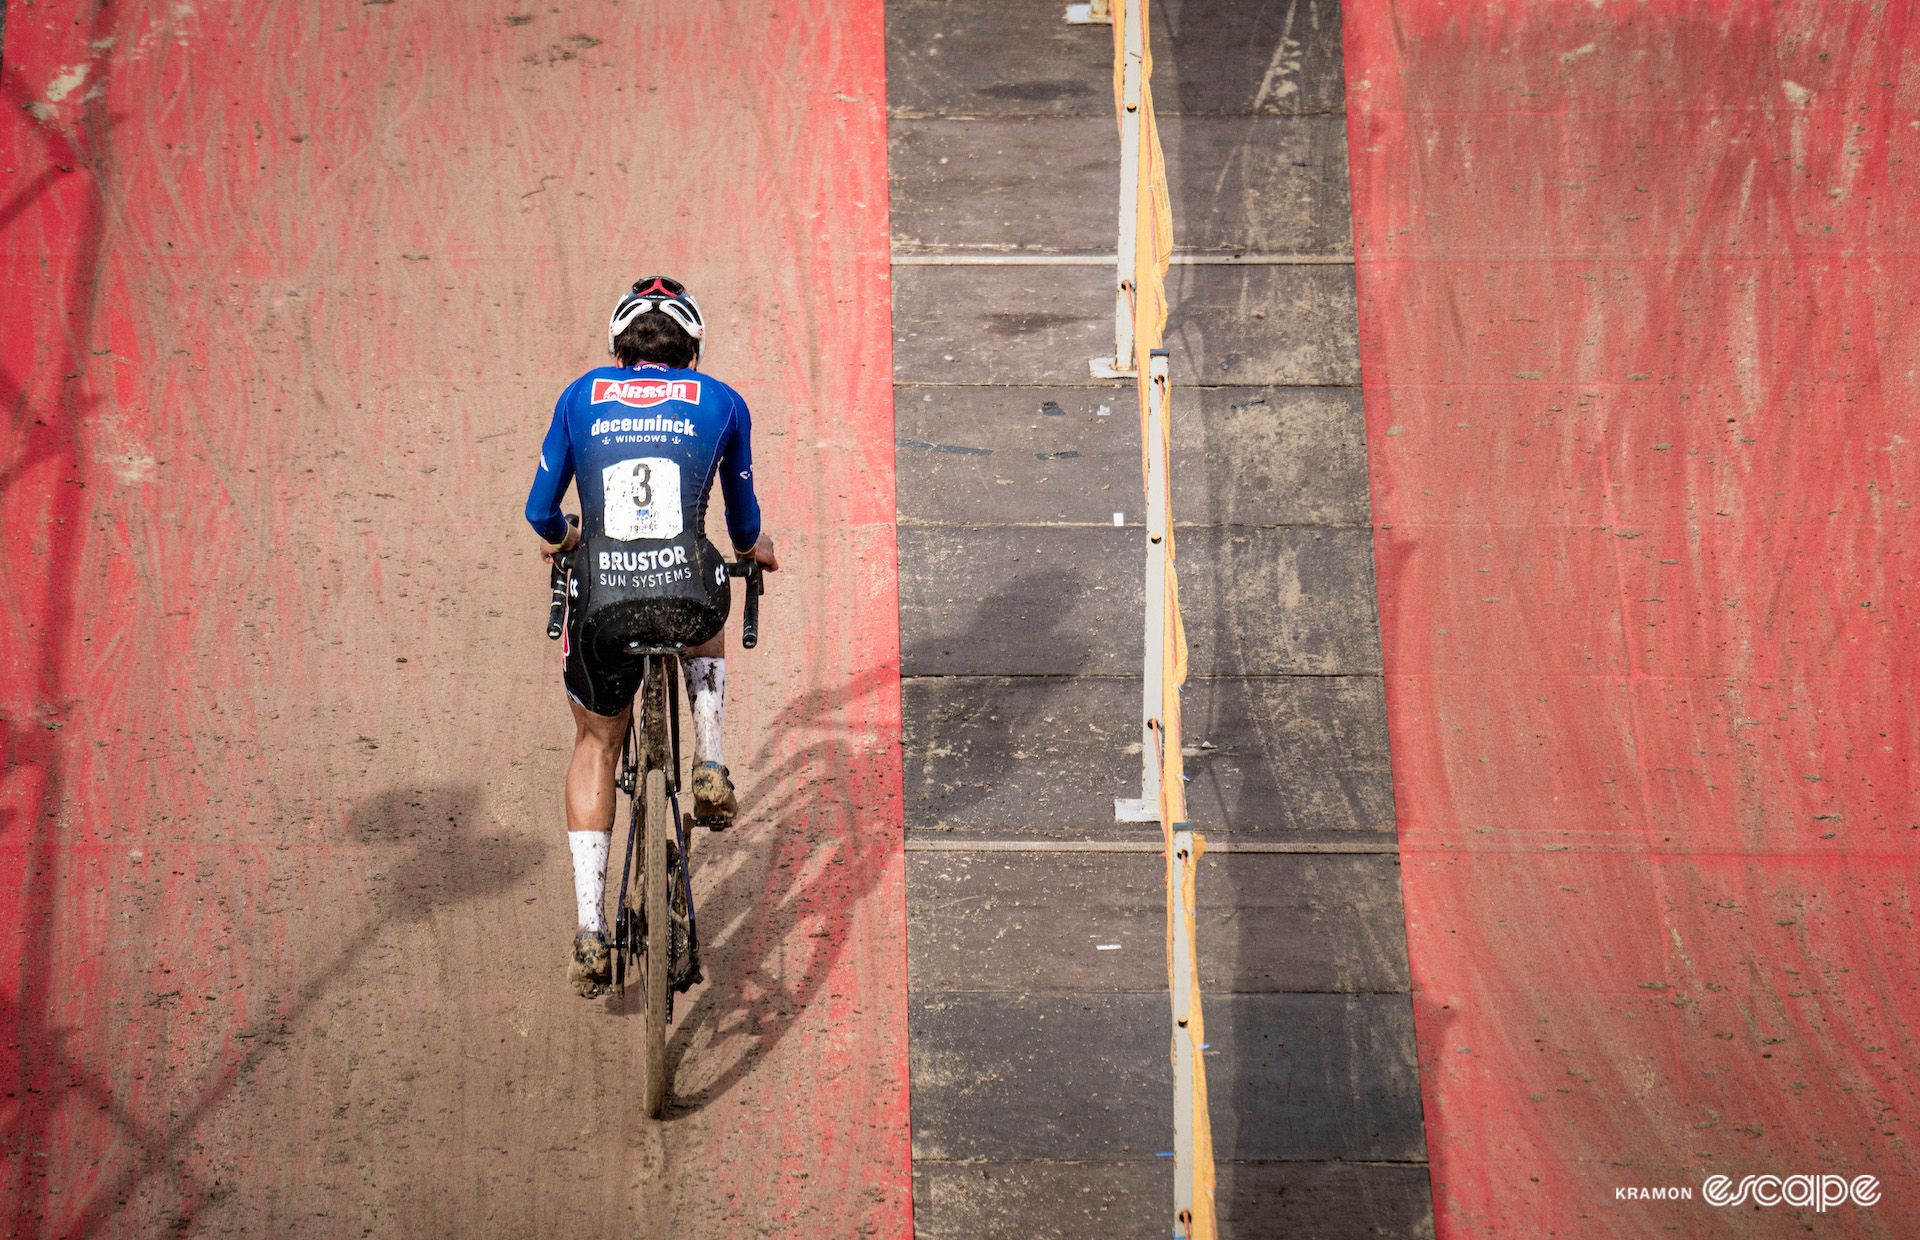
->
[545, 547, 764, 1116]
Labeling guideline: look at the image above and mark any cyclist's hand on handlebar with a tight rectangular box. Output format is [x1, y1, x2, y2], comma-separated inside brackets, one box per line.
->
[541, 514, 581, 563]
[738, 532, 779, 573]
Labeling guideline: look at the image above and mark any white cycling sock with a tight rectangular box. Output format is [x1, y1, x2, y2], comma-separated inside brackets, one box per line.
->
[569, 830, 610, 934]
[683, 656, 725, 767]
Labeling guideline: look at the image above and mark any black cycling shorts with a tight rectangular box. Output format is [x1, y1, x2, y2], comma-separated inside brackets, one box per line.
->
[559, 531, 730, 717]
[561, 600, 645, 717]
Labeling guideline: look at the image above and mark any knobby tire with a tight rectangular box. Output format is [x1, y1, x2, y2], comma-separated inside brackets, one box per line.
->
[638, 663, 672, 1118]
[640, 767, 670, 1116]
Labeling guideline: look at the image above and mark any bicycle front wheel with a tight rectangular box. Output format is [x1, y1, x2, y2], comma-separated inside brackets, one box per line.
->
[639, 765, 670, 1117]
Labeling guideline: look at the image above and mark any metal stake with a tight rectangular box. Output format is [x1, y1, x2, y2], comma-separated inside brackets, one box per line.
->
[1089, 0, 1143, 379]
[1116, 351, 1171, 822]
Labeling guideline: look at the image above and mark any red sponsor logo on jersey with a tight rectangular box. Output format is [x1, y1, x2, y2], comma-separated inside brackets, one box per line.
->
[590, 377, 700, 408]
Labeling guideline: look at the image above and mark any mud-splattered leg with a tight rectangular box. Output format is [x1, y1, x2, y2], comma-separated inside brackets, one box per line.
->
[683, 656, 738, 822]
[683, 656, 726, 767]
[564, 696, 626, 993]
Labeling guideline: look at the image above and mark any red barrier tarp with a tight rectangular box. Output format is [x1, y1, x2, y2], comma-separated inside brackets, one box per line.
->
[1345, 3, 1920, 1233]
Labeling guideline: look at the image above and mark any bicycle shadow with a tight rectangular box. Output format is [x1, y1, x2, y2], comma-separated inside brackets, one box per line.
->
[639, 663, 900, 1114]
[19, 781, 536, 1238]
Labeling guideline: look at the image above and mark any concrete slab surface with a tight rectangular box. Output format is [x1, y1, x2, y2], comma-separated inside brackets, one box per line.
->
[895, 384, 1371, 528]
[887, 0, 1347, 118]
[912, 1160, 1435, 1240]
[899, 524, 1384, 676]
[895, 264, 1360, 385]
[889, 115, 1352, 255]
[908, 850, 1412, 993]
[909, 991, 1424, 1162]
[902, 674, 1395, 835]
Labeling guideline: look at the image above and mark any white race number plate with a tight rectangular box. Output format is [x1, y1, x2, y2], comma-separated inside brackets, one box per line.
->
[601, 457, 683, 541]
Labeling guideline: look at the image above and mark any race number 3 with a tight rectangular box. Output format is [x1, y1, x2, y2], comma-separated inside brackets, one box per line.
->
[602, 457, 683, 540]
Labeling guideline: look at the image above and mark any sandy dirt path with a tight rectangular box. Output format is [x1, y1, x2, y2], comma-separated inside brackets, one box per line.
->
[0, 2, 907, 1235]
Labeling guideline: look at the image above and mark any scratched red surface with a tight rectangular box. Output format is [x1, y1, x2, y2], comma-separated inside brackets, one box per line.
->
[1, 1, 905, 1235]
[1345, 3, 1919, 1235]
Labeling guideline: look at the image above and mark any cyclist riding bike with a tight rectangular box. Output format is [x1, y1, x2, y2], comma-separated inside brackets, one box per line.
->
[524, 276, 779, 997]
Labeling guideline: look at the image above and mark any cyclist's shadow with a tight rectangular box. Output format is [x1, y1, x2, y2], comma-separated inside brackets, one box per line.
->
[651, 663, 900, 1112]
[15, 781, 538, 1237]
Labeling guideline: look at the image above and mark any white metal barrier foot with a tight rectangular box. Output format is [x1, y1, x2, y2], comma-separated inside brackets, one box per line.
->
[1114, 797, 1157, 822]
[1089, 356, 1137, 379]
[1064, 2, 1114, 24]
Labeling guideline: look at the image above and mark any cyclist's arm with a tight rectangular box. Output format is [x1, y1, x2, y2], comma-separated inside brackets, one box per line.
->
[719, 392, 764, 558]
[525, 395, 579, 551]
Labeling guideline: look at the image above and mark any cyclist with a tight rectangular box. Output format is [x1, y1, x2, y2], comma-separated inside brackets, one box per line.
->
[525, 277, 779, 997]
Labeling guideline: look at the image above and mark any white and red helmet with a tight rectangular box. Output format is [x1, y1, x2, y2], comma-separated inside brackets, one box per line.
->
[607, 276, 706, 359]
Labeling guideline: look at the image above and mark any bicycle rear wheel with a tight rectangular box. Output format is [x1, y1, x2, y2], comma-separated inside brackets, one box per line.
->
[639, 765, 670, 1117]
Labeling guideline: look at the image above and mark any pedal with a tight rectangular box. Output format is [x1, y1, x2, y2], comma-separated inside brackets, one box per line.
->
[687, 811, 733, 833]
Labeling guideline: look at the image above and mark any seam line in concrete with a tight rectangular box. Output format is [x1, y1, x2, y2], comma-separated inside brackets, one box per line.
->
[891, 381, 1363, 390]
[905, 839, 1399, 854]
[899, 671, 1385, 680]
[885, 110, 1352, 120]
[893, 253, 1354, 266]
[897, 522, 1373, 530]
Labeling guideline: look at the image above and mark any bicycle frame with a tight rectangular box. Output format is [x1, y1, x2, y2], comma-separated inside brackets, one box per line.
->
[610, 652, 700, 1007]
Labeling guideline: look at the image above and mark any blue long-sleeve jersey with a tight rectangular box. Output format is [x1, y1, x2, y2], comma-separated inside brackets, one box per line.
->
[524, 362, 762, 553]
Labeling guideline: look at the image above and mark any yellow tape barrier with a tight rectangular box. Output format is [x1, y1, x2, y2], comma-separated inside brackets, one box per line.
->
[1108, 1, 1217, 1235]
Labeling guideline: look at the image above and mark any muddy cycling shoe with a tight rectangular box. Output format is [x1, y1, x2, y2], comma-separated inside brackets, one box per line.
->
[691, 761, 737, 827]
[567, 929, 613, 998]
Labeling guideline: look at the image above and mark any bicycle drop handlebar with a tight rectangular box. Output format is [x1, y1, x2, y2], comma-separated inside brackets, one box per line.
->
[546, 551, 570, 640]
[544, 515, 580, 641]
[726, 559, 764, 649]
